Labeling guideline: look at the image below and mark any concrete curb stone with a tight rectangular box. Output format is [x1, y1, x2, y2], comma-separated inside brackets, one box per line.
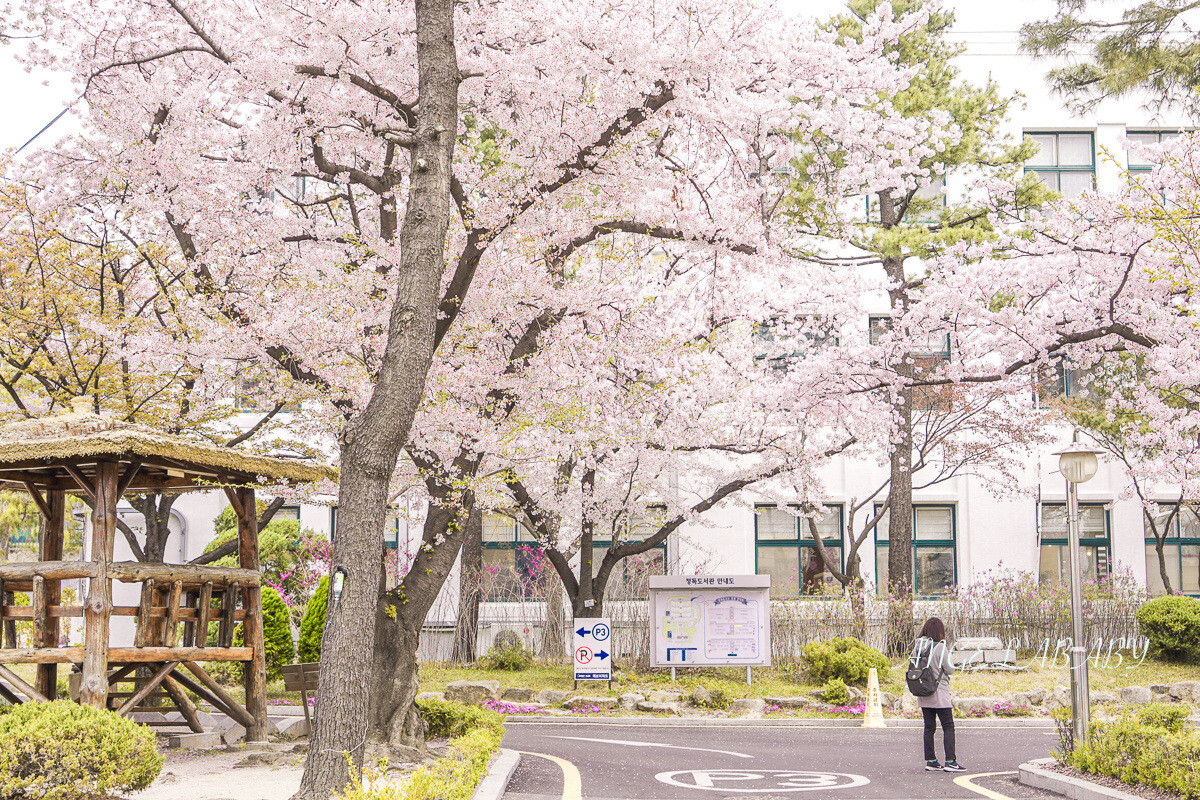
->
[471, 748, 520, 800]
[1019, 757, 1143, 800]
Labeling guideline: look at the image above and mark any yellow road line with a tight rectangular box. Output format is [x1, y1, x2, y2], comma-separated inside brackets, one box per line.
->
[954, 771, 1019, 800]
[517, 750, 582, 800]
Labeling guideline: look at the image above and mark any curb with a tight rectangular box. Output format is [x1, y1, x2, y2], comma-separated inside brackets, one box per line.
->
[471, 748, 520, 800]
[504, 715, 1054, 727]
[1019, 758, 1143, 800]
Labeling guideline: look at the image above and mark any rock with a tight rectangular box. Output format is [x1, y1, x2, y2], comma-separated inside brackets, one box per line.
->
[1150, 684, 1170, 694]
[564, 696, 618, 709]
[1013, 688, 1047, 706]
[416, 691, 446, 703]
[1092, 692, 1119, 705]
[217, 719, 279, 746]
[1154, 692, 1178, 703]
[502, 687, 534, 702]
[900, 690, 919, 716]
[763, 696, 811, 709]
[235, 751, 291, 768]
[535, 689, 574, 706]
[1118, 686, 1153, 705]
[692, 686, 715, 708]
[1044, 685, 1071, 712]
[1169, 681, 1200, 703]
[880, 692, 895, 709]
[168, 732, 223, 749]
[445, 680, 501, 705]
[165, 710, 217, 731]
[847, 686, 866, 703]
[635, 701, 681, 714]
[647, 690, 683, 703]
[729, 698, 766, 715]
[291, 743, 309, 755]
[619, 692, 645, 711]
[953, 696, 998, 715]
[275, 717, 309, 740]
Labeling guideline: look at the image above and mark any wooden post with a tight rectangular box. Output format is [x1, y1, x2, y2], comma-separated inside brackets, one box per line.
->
[195, 582, 212, 647]
[81, 462, 118, 709]
[36, 490, 65, 699]
[235, 487, 268, 742]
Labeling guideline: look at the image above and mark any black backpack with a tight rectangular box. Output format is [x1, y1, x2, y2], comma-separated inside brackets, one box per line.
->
[905, 642, 943, 697]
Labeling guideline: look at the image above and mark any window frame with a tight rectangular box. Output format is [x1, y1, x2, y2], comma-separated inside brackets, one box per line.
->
[1143, 502, 1200, 597]
[1126, 130, 1180, 174]
[1024, 131, 1096, 196]
[873, 503, 958, 597]
[754, 504, 845, 598]
[1037, 502, 1112, 584]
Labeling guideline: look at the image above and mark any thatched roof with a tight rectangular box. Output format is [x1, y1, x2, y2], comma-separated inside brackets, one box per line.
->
[0, 400, 336, 492]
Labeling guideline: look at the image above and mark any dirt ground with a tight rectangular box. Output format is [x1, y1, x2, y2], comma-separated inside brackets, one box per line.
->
[129, 749, 303, 800]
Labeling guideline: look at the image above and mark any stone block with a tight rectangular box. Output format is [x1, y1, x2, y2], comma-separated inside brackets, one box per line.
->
[900, 690, 919, 716]
[952, 636, 1004, 651]
[1150, 684, 1170, 694]
[416, 691, 446, 703]
[984, 649, 1018, 664]
[636, 701, 681, 714]
[1044, 685, 1071, 712]
[691, 686, 714, 707]
[1169, 681, 1200, 703]
[275, 716, 309, 740]
[729, 698, 766, 715]
[165, 710, 217, 731]
[445, 680, 501, 705]
[618, 692, 644, 710]
[1092, 692, 1119, 705]
[647, 690, 682, 703]
[563, 696, 618, 709]
[501, 687, 534, 702]
[168, 732, 223, 750]
[763, 696, 811, 709]
[534, 689, 574, 706]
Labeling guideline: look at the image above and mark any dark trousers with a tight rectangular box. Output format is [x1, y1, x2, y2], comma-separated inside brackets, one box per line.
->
[922, 707, 955, 762]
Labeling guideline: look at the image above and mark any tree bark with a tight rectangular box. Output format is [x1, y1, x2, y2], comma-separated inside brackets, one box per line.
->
[294, 0, 459, 794]
[452, 508, 482, 663]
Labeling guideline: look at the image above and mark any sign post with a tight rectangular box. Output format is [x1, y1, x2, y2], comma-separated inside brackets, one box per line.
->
[649, 575, 770, 684]
[573, 617, 612, 690]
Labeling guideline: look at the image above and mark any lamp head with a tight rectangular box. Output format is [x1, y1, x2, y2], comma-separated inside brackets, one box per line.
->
[1054, 441, 1103, 484]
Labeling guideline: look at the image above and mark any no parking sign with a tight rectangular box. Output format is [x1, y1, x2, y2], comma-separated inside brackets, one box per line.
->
[573, 617, 612, 681]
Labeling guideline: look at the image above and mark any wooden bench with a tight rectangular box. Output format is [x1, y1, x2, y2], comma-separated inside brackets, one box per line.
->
[280, 662, 319, 728]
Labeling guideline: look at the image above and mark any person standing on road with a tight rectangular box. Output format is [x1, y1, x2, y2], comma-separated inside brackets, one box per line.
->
[910, 617, 965, 773]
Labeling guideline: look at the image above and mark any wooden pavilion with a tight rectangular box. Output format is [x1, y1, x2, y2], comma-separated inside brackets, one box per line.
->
[0, 400, 334, 741]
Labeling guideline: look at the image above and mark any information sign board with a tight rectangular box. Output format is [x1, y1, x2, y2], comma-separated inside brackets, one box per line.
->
[573, 617, 612, 681]
[649, 575, 771, 667]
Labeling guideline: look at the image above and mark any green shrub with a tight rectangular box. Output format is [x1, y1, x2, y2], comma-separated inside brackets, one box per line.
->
[335, 726, 503, 800]
[479, 638, 533, 671]
[821, 677, 851, 706]
[1136, 595, 1200, 661]
[1068, 708, 1200, 799]
[0, 700, 163, 799]
[299, 575, 329, 663]
[1136, 703, 1189, 732]
[800, 637, 890, 685]
[261, 586, 295, 679]
[415, 697, 504, 738]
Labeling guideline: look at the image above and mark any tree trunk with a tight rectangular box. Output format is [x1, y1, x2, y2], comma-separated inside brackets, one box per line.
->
[130, 493, 179, 563]
[1155, 538, 1174, 595]
[883, 247, 915, 657]
[452, 508, 482, 663]
[368, 498, 473, 747]
[539, 573, 568, 661]
[294, 0, 459, 792]
[845, 554, 867, 642]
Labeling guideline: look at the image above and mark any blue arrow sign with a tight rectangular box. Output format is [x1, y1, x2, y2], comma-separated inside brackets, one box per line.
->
[576, 627, 589, 638]
[596, 650, 609, 660]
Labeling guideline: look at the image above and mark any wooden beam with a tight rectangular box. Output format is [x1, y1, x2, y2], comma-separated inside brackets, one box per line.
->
[166, 666, 246, 725]
[134, 580, 155, 649]
[107, 563, 260, 586]
[31, 576, 46, 653]
[161, 674, 204, 733]
[36, 490, 65, 699]
[114, 460, 144, 498]
[115, 661, 178, 716]
[80, 461, 117, 709]
[0, 562, 97, 581]
[164, 581, 183, 648]
[62, 465, 96, 501]
[0, 663, 49, 702]
[222, 486, 245, 519]
[235, 486, 267, 743]
[195, 582, 212, 648]
[220, 581, 239, 648]
[21, 482, 53, 522]
[180, 662, 256, 729]
[0, 646, 254, 664]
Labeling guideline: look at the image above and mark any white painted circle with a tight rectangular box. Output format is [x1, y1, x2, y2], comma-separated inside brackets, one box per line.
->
[655, 769, 870, 793]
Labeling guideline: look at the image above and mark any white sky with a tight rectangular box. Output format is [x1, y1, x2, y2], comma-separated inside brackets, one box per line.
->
[0, 0, 1062, 154]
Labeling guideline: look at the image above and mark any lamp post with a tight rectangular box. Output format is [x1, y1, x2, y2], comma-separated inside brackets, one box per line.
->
[1053, 435, 1103, 749]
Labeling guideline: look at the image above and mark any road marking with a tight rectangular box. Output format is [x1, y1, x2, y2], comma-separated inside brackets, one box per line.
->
[656, 769, 870, 793]
[547, 735, 753, 759]
[517, 751, 582, 800]
[954, 771, 1019, 800]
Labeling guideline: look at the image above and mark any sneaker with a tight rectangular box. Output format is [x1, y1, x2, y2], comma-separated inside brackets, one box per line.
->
[943, 761, 966, 773]
[925, 760, 943, 771]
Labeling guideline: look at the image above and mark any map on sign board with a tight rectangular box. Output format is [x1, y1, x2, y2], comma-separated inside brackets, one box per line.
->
[649, 575, 770, 667]
[573, 617, 612, 681]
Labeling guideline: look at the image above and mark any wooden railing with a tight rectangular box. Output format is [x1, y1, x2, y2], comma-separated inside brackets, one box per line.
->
[0, 561, 259, 664]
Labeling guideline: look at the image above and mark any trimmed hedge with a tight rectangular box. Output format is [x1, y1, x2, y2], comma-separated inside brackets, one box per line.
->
[415, 696, 504, 738]
[298, 575, 329, 663]
[800, 637, 889, 685]
[0, 700, 163, 799]
[335, 726, 503, 800]
[1136, 595, 1200, 661]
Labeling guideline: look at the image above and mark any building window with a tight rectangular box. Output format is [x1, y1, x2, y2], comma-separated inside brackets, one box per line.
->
[755, 505, 843, 598]
[874, 505, 956, 596]
[1033, 356, 1100, 406]
[1038, 503, 1110, 584]
[1144, 504, 1200, 596]
[480, 513, 545, 602]
[1025, 132, 1095, 197]
[274, 505, 301, 522]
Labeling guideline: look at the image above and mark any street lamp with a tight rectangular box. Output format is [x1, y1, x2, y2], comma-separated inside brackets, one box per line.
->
[1053, 434, 1103, 749]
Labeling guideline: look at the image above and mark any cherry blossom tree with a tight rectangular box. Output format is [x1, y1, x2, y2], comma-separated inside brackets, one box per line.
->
[6, 0, 958, 794]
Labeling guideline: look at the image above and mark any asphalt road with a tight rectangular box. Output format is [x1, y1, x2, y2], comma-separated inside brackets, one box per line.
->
[500, 720, 1065, 800]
